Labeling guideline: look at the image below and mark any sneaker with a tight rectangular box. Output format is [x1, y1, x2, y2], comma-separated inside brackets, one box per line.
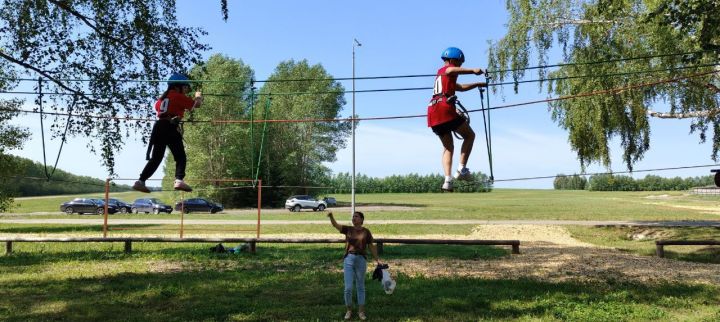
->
[442, 180, 454, 192]
[344, 311, 352, 320]
[174, 179, 193, 192]
[358, 312, 367, 321]
[454, 167, 472, 181]
[132, 180, 151, 193]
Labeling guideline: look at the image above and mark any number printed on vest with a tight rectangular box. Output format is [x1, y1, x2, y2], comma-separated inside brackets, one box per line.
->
[433, 76, 443, 95]
[159, 98, 170, 113]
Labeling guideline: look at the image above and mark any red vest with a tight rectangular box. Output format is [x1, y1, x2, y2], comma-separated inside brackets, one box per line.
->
[155, 89, 195, 118]
[427, 66, 459, 127]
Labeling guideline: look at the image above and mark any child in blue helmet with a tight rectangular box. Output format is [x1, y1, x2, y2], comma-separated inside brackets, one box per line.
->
[133, 73, 203, 193]
[427, 47, 487, 191]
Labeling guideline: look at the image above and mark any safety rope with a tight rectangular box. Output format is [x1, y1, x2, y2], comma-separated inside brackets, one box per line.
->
[2, 49, 716, 84]
[3, 70, 717, 125]
[480, 80, 494, 182]
[37, 78, 77, 181]
[253, 95, 271, 186]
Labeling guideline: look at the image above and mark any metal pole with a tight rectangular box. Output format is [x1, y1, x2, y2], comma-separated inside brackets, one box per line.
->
[257, 179, 262, 238]
[103, 178, 110, 238]
[352, 38, 361, 218]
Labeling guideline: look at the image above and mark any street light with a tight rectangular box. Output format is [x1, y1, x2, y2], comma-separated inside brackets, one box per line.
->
[352, 38, 361, 218]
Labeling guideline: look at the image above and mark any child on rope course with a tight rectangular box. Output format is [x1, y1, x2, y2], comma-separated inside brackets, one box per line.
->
[132, 72, 203, 193]
[427, 47, 487, 192]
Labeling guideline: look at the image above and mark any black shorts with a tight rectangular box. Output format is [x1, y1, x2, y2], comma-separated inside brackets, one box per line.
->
[431, 117, 466, 136]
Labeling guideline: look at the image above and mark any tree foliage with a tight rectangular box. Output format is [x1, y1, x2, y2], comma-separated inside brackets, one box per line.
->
[328, 172, 492, 194]
[0, 67, 30, 211]
[489, 0, 720, 170]
[0, 0, 212, 175]
[586, 173, 713, 191]
[164, 58, 350, 207]
[553, 174, 587, 190]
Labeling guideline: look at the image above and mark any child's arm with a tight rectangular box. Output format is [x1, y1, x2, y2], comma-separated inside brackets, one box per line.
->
[456, 82, 488, 92]
[190, 91, 203, 110]
[444, 67, 485, 76]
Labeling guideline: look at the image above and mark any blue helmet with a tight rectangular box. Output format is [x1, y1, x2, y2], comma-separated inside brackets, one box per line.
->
[441, 47, 465, 63]
[167, 72, 190, 86]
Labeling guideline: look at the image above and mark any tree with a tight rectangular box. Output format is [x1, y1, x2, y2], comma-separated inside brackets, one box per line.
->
[0, 66, 31, 211]
[256, 60, 350, 204]
[489, 0, 720, 171]
[0, 0, 222, 175]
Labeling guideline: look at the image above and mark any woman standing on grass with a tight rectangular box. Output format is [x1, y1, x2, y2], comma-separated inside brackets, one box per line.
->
[328, 211, 382, 321]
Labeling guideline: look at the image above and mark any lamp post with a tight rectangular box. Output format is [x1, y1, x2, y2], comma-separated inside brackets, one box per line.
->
[352, 38, 361, 218]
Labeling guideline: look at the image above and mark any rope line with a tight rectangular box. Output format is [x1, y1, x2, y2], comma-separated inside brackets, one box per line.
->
[2, 62, 716, 99]
[1, 49, 716, 84]
[1, 69, 715, 125]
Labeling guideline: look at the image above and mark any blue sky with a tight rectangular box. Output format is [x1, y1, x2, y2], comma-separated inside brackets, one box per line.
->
[6, 0, 718, 188]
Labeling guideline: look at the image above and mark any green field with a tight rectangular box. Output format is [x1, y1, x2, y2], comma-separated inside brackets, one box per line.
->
[1, 190, 719, 321]
[6, 189, 720, 221]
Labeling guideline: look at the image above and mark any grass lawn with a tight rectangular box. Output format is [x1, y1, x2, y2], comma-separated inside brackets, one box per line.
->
[1, 243, 719, 321]
[6, 189, 720, 221]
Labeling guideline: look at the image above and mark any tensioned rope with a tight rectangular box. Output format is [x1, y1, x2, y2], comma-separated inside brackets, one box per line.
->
[8, 163, 719, 188]
[1, 69, 715, 125]
[1, 49, 716, 84]
[3, 62, 718, 98]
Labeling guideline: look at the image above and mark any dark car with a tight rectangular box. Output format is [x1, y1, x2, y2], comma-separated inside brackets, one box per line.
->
[107, 198, 132, 214]
[131, 198, 173, 214]
[323, 197, 337, 207]
[174, 198, 223, 214]
[60, 198, 118, 215]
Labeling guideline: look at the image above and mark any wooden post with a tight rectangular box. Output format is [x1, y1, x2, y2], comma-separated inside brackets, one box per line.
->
[377, 242, 384, 255]
[180, 191, 185, 238]
[5, 241, 11, 254]
[103, 178, 110, 238]
[124, 240, 132, 254]
[250, 241, 256, 254]
[256, 180, 262, 238]
[656, 244, 665, 258]
[512, 243, 520, 254]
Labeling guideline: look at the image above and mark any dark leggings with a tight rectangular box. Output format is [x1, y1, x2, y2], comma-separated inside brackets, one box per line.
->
[139, 119, 186, 181]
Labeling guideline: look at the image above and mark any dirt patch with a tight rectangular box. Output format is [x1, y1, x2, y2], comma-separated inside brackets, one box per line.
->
[625, 227, 676, 241]
[385, 225, 720, 285]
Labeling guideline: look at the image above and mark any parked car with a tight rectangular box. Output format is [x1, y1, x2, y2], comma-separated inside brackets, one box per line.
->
[60, 198, 118, 215]
[285, 195, 327, 212]
[107, 198, 132, 214]
[323, 197, 337, 207]
[174, 198, 223, 214]
[131, 198, 173, 214]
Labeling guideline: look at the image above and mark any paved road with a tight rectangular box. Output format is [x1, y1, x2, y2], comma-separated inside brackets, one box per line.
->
[1, 219, 719, 227]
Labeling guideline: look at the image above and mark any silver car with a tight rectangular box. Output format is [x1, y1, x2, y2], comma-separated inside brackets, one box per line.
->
[285, 195, 327, 212]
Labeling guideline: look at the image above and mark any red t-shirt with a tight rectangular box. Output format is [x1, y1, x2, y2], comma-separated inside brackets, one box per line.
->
[154, 89, 195, 118]
[427, 66, 459, 127]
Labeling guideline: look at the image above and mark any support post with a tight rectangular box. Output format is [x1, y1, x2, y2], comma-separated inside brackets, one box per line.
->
[124, 240, 132, 254]
[5, 241, 11, 254]
[250, 241, 256, 254]
[512, 243, 520, 254]
[656, 244, 665, 258]
[257, 180, 262, 238]
[103, 178, 110, 238]
[180, 191, 185, 238]
[377, 242, 383, 255]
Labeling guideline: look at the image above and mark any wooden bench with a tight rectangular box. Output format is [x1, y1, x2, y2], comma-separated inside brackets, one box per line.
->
[655, 240, 720, 257]
[1, 237, 520, 255]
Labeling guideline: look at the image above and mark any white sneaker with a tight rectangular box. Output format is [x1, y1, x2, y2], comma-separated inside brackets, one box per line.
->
[442, 181, 454, 192]
[454, 168, 472, 181]
[173, 179, 193, 192]
[132, 180, 150, 193]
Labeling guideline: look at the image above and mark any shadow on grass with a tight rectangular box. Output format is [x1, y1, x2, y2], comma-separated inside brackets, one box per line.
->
[0, 224, 167, 234]
[666, 247, 720, 264]
[0, 263, 718, 321]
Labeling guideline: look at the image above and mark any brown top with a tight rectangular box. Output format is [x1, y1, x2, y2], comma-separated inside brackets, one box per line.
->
[341, 225, 374, 258]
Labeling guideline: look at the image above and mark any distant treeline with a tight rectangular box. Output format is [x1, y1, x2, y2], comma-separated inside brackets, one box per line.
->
[326, 172, 492, 193]
[6, 155, 131, 196]
[554, 173, 715, 191]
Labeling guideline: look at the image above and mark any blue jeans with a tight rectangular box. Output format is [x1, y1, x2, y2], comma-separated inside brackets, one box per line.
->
[343, 254, 367, 306]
